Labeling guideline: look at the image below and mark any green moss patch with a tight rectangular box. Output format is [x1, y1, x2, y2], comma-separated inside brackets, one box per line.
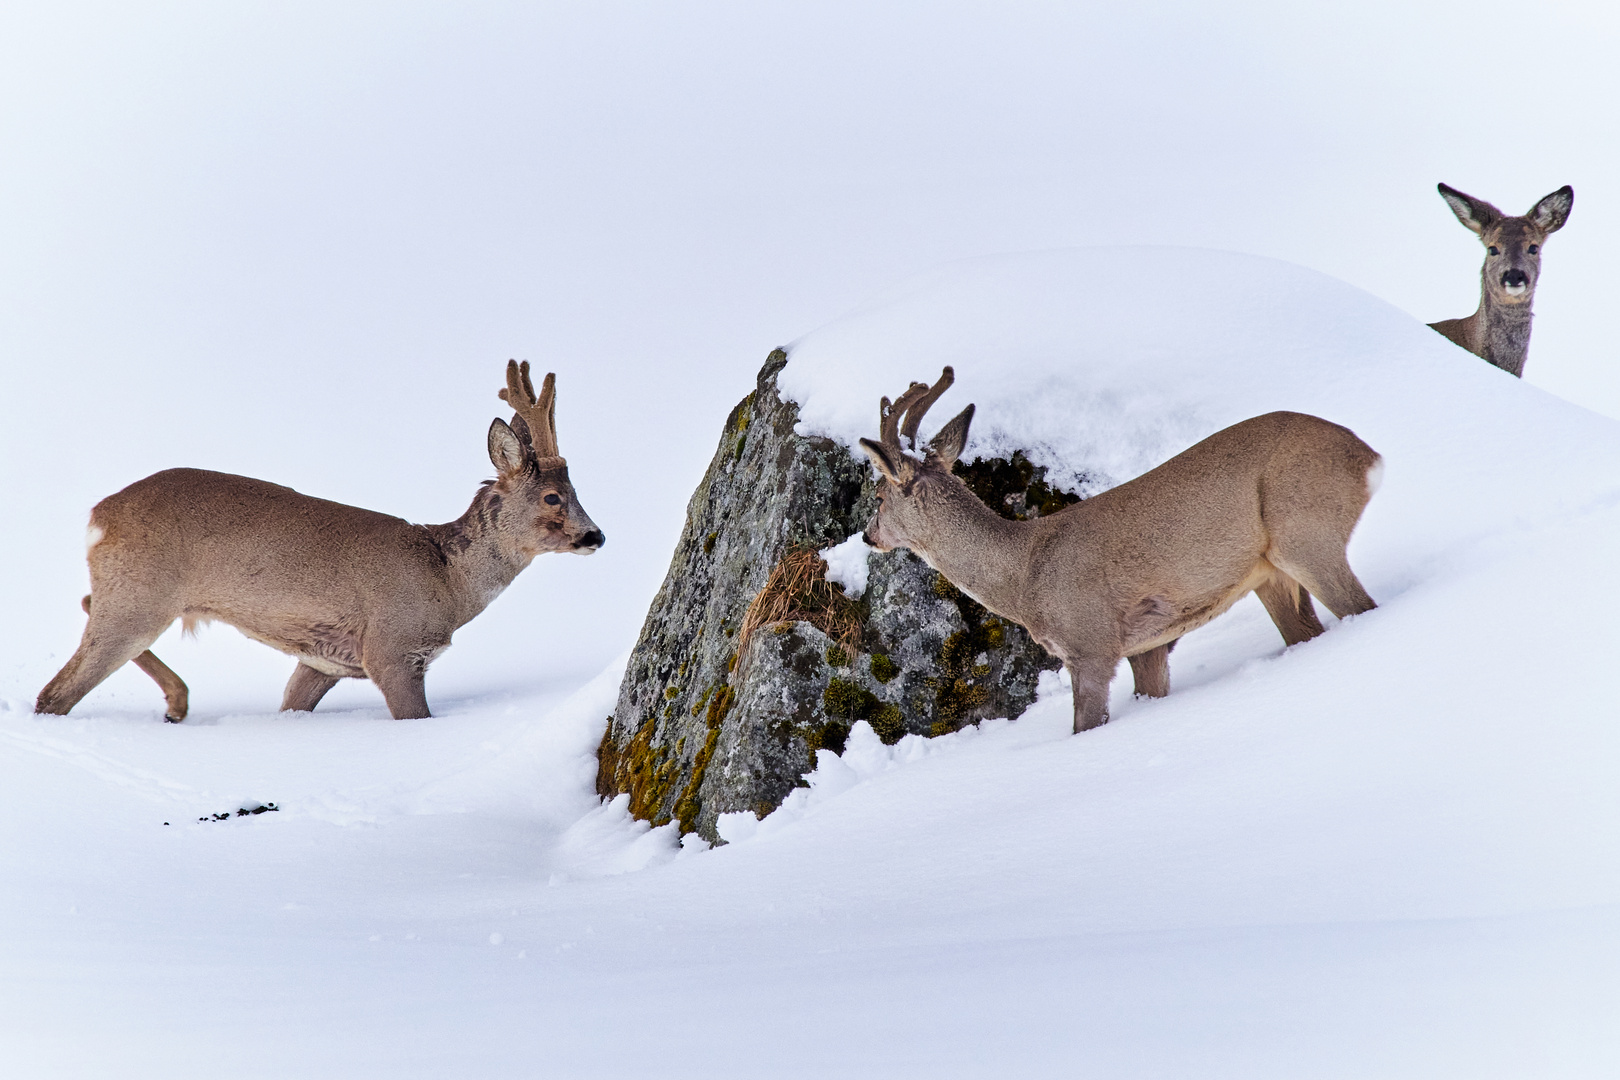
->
[615, 717, 680, 827]
[822, 676, 906, 745]
[597, 678, 739, 835]
[672, 682, 737, 834]
[869, 651, 899, 683]
[929, 572, 1006, 735]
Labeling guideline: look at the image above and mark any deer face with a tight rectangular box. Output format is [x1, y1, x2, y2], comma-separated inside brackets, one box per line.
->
[1439, 183, 1572, 306]
[1480, 219, 1545, 304]
[859, 367, 974, 554]
[863, 470, 915, 552]
[863, 464, 956, 553]
[496, 451, 604, 558]
[486, 363, 604, 559]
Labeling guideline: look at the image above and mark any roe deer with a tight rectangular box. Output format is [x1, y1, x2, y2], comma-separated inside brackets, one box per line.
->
[859, 368, 1380, 734]
[36, 361, 603, 722]
[1429, 182, 1573, 377]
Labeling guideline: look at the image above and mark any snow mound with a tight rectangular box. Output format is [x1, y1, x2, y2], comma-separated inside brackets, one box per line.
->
[781, 248, 1620, 569]
[8, 246, 1620, 1074]
[817, 532, 873, 599]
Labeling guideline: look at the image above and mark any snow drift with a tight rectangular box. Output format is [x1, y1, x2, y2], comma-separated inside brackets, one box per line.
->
[4, 247, 1619, 1077]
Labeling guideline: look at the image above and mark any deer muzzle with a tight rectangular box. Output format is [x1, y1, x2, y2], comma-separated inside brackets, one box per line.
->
[862, 515, 894, 552]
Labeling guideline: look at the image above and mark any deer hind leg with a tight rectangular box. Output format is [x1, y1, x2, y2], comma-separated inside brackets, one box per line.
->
[1266, 537, 1376, 622]
[1273, 552, 1376, 621]
[1260, 446, 1379, 621]
[1127, 640, 1176, 698]
[36, 594, 178, 718]
[82, 594, 188, 721]
[281, 663, 341, 713]
[131, 651, 189, 722]
[1255, 568, 1327, 647]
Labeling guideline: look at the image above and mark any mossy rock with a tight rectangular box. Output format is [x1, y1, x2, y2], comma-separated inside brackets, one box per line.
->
[596, 350, 1070, 842]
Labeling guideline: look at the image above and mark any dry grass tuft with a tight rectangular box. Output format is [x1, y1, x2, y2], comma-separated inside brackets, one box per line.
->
[736, 546, 862, 667]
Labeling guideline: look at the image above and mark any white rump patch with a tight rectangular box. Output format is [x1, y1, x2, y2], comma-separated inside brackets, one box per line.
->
[85, 523, 104, 550]
[1365, 456, 1386, 497]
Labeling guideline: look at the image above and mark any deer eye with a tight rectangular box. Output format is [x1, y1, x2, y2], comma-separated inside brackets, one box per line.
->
[1527, 244, 1539, 254]
[1487, 246, 1500, 255]
[543, 494, 561, 506]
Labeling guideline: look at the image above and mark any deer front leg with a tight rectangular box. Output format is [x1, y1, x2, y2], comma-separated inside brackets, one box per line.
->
[367, 658, 431, 719]
[281, 663, 341, 713]
[1066, 657, 1118, 734]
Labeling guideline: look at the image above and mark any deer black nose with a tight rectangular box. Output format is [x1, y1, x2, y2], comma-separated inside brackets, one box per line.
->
[1503, 269, 1529, 288]
[576, 529, 605, 550]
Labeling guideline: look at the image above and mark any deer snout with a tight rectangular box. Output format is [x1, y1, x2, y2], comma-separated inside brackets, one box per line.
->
[862, 517, 891, 552]
[573, 529, 605, 553]
[1502, 268, 1531, 295]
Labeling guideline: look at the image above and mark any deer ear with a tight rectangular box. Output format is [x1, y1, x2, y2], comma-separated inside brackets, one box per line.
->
[1529, 186, 1573, 233]
[488, 418, 527, 475]
[926, 404, 974, 468]
[859, 438, 903, 483]
[1437, 183, 1501, 236]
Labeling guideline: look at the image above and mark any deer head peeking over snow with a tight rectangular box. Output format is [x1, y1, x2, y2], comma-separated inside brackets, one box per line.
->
[859, 367, 1380, 734]
[36, 360, 603, 722]
[1428, 182, 1573, 378]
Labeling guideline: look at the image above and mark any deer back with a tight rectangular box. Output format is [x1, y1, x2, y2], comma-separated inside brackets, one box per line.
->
[1030, 412, 1378, 645]
[861, 372, 1378, 657]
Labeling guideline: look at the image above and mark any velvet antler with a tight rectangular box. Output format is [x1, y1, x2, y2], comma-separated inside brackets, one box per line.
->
[899, 366, 955, 447]
[498, 360, 560, 460]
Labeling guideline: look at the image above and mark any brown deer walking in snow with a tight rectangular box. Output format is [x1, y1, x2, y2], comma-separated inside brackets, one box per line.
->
[1429, 182, 1573, 377]
[36, 361, 603, 722]
[859, 368, 1380, 734]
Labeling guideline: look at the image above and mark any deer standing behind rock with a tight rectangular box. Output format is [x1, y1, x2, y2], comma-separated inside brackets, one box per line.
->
[1429, 182, 1573, 377]
[859, 368, 1380, 734]
[36, 361, 603, 722]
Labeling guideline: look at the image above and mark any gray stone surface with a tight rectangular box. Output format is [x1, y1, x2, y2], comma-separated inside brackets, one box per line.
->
[596, 349, 1078, 842]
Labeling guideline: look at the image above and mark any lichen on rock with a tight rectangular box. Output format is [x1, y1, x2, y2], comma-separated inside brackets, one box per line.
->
[595, 349, 1079, 842]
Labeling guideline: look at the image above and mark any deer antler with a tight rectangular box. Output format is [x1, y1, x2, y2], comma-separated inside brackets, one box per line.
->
[880, 381, 931, 451]
[877, 366, 956, 453]
[498, 360, 560, 460]
[899, 366, 955, 447]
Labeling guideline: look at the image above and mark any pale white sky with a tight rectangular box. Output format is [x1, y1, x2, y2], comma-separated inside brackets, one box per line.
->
[3, 0, 1617, 679]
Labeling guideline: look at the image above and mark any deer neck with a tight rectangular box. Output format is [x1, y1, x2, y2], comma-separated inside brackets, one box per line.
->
[427, 484, 534, 620]
[908, 482, 1038, 624]
[1478, 272, 1534, 377]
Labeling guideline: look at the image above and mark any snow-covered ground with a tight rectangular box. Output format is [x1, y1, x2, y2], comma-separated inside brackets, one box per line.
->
[4, 248, 1618, 1077]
